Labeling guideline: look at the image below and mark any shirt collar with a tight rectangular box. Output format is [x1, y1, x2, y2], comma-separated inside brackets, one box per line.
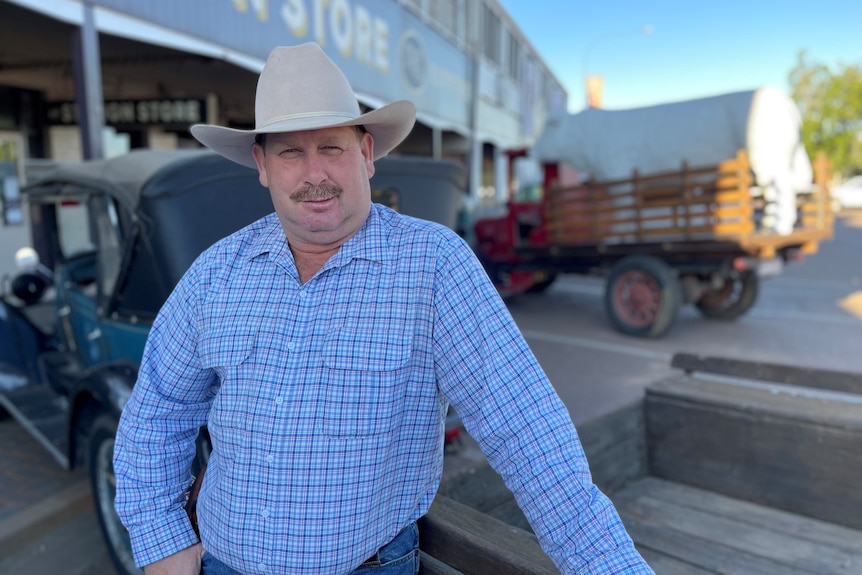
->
[246, 204, 394, 266]
[334, 204, 393, 266]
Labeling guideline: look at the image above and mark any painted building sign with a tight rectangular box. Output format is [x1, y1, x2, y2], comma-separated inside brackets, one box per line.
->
[45, 99, 208, 127]
[89, 0, 472, 129]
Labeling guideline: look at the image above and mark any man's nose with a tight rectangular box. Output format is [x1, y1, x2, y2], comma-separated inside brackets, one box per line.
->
[303, 151, 328, 184]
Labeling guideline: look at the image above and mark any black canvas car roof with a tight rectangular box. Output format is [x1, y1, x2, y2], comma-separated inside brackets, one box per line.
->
[22, 149, 274, 318]
[23, 149, 230, 210]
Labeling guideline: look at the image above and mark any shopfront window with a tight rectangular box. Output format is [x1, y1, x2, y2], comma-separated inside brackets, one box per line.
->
[0, 133, 24, 226]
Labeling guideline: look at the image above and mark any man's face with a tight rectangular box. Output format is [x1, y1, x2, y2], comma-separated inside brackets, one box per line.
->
[252, 126, 376, 249]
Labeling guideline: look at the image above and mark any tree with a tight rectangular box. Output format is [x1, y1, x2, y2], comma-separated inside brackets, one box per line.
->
[789, 51, 862, 177]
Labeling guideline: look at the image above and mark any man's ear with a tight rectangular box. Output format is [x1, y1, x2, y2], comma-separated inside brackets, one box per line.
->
[252, 142, 269, 187]
[362, 132, 376, 178]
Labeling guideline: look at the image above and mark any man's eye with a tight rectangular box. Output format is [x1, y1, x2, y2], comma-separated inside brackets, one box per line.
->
[278, 148, 301, 156]
[321, 146, 344, 155]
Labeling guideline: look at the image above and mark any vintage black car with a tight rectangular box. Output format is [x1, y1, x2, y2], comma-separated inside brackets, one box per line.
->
[0, 149, 274, 574]
[0, 148, 465, 575]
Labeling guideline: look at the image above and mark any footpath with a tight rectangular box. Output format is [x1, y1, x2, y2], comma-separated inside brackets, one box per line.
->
[0, 417, 114, 574]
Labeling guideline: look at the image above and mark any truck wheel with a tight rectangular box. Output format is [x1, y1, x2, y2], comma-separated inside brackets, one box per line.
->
[696, 271, 759, 320]
[605, 256, 681, 338]
[88, 415, 143, 575]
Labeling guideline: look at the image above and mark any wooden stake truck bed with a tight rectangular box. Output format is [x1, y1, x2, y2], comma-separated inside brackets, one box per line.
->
[418, 355, 862, 574]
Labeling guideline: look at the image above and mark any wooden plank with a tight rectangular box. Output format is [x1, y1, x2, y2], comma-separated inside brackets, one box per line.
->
[546, 199, 752, 228]
[710, 205, 754, 219]
[621, 516, 821, 575]
[613, 480, 862, 574]
[418, 495, 559, 575]
[715, 174, 749, 188]
[670, 353, 862, 395]
[636, 548, 715, 575]
[712, 221, 755, 234]
[436, 465, 515, 515]
[645, 376, 862, 530]
[617, 477, 862, 553]
[575, 164, 719, 189]
[741, 227, 832, 250]
[649, 374, 862, 426]
[624, 196, 717, 211]
[484, 497, 532, 532]
[419, 552, 465, 575]
[577, 401, 647, 494]
[549, 218, 726, 236]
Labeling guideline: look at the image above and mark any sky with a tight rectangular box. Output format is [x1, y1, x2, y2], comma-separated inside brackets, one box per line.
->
[496, 0, 861, 112]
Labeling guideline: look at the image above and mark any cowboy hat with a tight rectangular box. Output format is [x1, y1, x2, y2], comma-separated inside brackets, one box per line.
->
[190, 43, 416, 168]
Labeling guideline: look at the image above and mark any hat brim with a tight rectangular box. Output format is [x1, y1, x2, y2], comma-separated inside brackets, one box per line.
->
[191, 100, 416, 169]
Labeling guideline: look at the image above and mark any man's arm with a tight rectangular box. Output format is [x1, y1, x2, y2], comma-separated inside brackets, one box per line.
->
[113, 267, 214, 568]
[431, 237, 654, 574]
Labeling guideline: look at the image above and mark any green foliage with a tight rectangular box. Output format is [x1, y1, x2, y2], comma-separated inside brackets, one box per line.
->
[789, 51, 862, 177]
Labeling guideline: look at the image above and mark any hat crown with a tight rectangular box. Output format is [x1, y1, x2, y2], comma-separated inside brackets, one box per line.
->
[189, 43, 416, 168]
[255, 43, 361, 131]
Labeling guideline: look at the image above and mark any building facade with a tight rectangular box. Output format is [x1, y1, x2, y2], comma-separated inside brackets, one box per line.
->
[0, 0, 568, 276]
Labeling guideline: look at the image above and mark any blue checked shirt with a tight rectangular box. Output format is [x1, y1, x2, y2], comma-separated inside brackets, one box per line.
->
[114, 203, 653, 575]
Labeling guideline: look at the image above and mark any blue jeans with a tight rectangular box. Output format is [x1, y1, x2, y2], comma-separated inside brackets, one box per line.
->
[200, 523, 419, 575]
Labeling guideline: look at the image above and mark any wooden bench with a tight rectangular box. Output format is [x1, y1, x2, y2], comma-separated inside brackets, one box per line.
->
[419, 355, 862, 574]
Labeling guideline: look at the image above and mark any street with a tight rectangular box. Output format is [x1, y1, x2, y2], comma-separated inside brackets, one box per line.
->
[2, 211, 860, 575]
[509, 210, 862, 424]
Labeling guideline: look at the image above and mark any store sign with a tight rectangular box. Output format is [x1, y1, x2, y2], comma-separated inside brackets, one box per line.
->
[278, 0, 391, 73]
[45, 99, 208, 128]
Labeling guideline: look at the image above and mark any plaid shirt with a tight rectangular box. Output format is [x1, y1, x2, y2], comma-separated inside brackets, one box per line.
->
[114, 203, 653, 575]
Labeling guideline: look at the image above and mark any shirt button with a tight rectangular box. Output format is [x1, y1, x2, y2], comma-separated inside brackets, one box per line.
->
[266, 455, 275, 464]
[299, 290, 307, 298]
[287, 342, 295, 351]
[261, 508, 270, 518]
[275, 396, 284, 405]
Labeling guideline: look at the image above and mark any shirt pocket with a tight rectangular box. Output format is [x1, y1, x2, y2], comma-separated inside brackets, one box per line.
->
[198, 329, 257, 456]
[320, 327, 412, 438]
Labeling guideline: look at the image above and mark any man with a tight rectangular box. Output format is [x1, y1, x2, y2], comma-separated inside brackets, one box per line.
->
[113, 42, 654, 575]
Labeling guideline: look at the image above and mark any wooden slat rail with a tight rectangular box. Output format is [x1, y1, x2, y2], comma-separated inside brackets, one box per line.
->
[544, 148, 832, 255]
[545, 150, 754, 246]
[670, 352, 862, 395]
[418, 495, 559, 575]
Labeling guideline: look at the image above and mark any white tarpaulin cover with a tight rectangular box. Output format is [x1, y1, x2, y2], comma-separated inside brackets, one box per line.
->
[532, 87, 812, 233]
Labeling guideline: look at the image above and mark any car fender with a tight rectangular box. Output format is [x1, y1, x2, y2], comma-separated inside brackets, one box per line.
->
[68, 362, 137, 468]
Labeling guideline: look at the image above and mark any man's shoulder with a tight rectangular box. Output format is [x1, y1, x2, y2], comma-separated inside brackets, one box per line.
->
[183, 212, 278, 286]
[202, 212, 278, 259]
[372, 203, 463, 249]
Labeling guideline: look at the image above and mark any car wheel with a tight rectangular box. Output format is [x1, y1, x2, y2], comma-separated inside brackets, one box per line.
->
[696, 271, 759, 320]
[605, 256, 681, 338]
[88, 415, 143, 575]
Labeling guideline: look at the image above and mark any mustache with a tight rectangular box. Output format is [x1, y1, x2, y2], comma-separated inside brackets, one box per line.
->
[290, 182, 343, 202]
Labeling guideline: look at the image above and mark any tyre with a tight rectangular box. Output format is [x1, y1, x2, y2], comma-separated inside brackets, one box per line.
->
[696, 271, 759, 320]
[88, 415, 143, 575]
[525, 271, 558, 294]
[604, 256, 681, 338]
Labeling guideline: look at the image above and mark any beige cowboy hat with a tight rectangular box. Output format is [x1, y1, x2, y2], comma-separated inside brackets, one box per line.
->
[191, 43, 416, 168]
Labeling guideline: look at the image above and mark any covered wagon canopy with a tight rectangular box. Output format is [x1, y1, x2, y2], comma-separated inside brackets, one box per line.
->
[531, 87, 813, 233]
